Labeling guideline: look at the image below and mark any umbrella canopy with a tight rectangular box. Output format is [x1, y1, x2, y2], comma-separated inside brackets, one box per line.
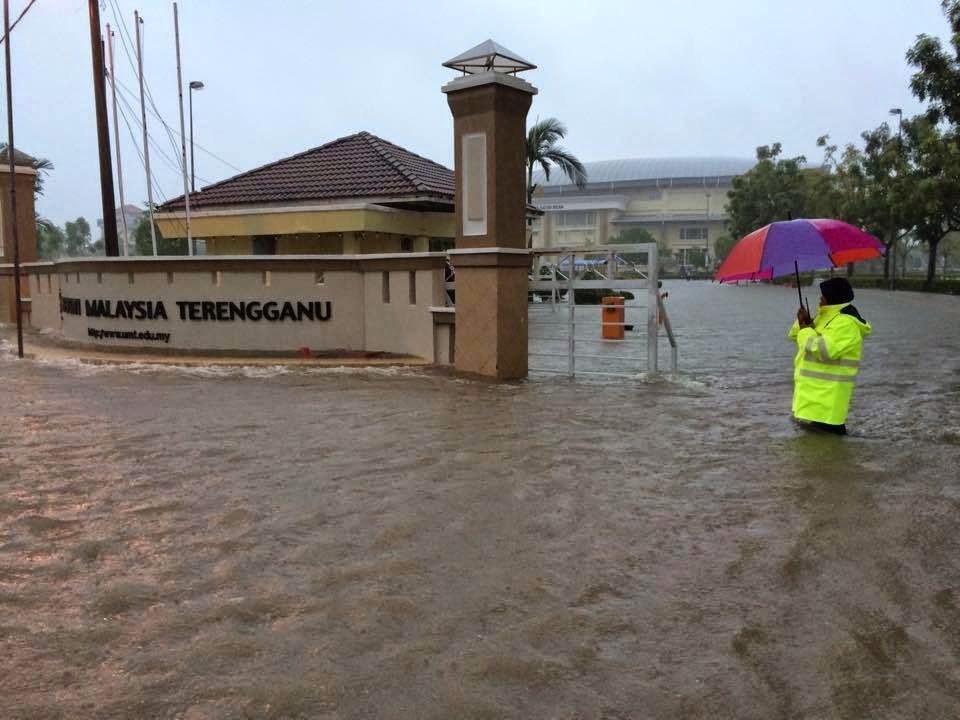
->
[714, 219, 885, 283]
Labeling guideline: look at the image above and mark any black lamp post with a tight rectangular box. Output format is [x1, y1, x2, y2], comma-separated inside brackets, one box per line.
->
[889, 107, 903, 147]
[189, 80, 204, 192]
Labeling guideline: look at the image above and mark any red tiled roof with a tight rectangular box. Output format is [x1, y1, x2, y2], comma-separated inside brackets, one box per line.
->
[161, 131, 454, 212]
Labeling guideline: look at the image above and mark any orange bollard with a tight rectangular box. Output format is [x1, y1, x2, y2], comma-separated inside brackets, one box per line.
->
[601, 296, 625, 340]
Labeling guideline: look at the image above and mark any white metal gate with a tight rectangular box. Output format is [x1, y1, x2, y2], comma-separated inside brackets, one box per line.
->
[527, 243, 678, 378]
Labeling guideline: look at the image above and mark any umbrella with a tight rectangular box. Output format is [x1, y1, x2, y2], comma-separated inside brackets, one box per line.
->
[713, 218, 886, 307]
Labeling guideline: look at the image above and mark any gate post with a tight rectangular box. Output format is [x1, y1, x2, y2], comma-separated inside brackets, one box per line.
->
[442, 42, 537, 379]
[647, 243, 659, 373]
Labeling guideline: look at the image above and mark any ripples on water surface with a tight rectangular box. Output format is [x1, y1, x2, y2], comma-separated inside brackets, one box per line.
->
[1, 281, 958, 719]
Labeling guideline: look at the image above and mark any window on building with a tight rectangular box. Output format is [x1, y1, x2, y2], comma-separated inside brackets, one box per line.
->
[429, 238, 455, 253]
[679, 227, 709, 242]
[555, 211, 597, 227]
[252, 236, 277, 255]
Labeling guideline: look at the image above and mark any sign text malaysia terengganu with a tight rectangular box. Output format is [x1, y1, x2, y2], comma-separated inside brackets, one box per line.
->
[60, 297, 332, 345]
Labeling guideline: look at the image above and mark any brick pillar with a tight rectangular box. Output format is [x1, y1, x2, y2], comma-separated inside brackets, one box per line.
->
[443, 71, 536, 379]
[0, 167, 38, 323]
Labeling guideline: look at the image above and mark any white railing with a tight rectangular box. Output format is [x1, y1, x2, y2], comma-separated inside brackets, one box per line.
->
[528, 243, 677, 378]
[443, 243, 678, 379]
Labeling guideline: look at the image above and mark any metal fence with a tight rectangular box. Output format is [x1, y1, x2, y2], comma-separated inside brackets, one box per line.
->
[442, 243, 678, 379]
[527, 244, 678, 379]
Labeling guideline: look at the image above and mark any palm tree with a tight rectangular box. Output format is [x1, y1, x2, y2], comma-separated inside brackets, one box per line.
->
[526, 118, 588, 203]
[0, 143, 53, 196]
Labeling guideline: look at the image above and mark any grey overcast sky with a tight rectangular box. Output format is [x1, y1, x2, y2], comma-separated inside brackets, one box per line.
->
[6, 0, 951, 225]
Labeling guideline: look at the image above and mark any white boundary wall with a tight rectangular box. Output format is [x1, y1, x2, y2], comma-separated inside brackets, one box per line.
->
[18, 254, 449, 361]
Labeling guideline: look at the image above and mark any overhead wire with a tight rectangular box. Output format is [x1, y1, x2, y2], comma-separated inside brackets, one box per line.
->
[106, 2, 242, 178]
[114, 80, 213, 187]
[138, 19, 183, 165]
[0, 0, 39, 45]
[104, 0, 234, 250]
[113, 80, 184, 179]
[107, 0, 233, 180]
[115, 93, 190, 244]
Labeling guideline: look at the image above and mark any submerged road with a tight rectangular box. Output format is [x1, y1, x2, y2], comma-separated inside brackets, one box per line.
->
[0, 281, 958, 719]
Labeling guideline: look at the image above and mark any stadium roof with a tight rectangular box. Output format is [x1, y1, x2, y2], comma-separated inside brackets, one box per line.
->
[533, 157, 755, 190]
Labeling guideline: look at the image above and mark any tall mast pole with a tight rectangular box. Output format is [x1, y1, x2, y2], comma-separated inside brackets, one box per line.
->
[106, 24, 129, 255]
[3, 0, 22, 357]
[87, 0, 118, 256]
[134, 10, 157, 255]
[173, 2, 193, 255]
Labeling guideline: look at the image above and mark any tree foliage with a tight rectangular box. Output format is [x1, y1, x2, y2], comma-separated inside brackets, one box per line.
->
[907, 1, 960, 126]
[0, 143, 53, 197]
[898, 116, 960, 283]
[609, 227, 657, 263]
[713, 234, 738, 263]
[37, 221, 65, 259]
[526, 118, 587, 203]
[64, 217, 95, 256]
[724, 143, 821, 240]
[133, 211, 187, 256]
[723, 2, 960, 289]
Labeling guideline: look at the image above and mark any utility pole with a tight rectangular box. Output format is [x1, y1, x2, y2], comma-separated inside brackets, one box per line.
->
[3, 0, 22, 357]
[134, 10, 157, 255]
[173, 2, 193, 255]
[106, 24, 129, 256]
[88, 0, 119, 257]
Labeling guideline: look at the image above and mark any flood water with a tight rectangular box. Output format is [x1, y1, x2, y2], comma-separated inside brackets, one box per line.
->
[1, 281, 959, 719]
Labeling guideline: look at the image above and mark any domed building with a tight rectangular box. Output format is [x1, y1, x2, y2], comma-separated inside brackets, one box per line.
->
[530, 157, 754, 265]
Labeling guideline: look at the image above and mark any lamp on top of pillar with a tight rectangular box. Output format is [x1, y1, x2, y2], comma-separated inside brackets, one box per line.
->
[442, 39, 537, 75]
[441, 40, 537, 379]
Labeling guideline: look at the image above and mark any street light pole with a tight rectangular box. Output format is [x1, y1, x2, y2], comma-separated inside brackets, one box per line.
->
[173, 2, 193, 255]
[887, 107, 903, 286]
[189, 80, 203, 193]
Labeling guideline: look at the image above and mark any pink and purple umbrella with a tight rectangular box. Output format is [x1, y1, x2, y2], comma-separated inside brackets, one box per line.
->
[714, 219, 886, 307]
[714, 219, 886, 283]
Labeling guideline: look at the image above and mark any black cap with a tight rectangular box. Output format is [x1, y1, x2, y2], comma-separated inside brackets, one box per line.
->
[819, 277, 854, 305]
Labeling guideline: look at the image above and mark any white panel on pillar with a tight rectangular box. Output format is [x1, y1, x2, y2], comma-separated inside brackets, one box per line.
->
[462, 133, 487, 236]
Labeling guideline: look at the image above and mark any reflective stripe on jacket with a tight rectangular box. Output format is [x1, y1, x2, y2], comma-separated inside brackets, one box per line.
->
[787, 302, 872, 426]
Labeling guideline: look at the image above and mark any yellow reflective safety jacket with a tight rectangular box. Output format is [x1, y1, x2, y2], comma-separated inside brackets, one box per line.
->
[788, 302, 872, 426]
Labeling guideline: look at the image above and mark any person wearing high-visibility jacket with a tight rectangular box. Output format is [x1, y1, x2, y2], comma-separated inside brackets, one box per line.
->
[788, 277, 871, 435]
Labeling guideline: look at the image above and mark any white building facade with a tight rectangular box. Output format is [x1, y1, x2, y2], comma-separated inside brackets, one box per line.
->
[530, 157, 754, 265]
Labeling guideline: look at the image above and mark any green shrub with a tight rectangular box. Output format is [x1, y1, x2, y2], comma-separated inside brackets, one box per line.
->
[573, 289, 635, 304]
[847, 277, 960, 294]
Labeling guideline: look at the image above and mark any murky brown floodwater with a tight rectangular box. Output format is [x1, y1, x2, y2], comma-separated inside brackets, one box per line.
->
[1, 281, 959, 719]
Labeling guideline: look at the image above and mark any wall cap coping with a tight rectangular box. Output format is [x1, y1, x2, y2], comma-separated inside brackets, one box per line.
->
[447, 247, 530, 256]
[429, 306, 455, 313]
[12, 252, 449, 265]
[441, 71, 538, 96]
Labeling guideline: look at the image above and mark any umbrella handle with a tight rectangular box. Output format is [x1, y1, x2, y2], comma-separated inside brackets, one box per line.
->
[794, 260, 803, 308]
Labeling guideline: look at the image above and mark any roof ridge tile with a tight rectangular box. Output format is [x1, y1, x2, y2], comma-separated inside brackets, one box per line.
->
[361, 133, 430, 193]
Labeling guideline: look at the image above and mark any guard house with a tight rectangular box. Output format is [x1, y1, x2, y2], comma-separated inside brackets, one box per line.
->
[155, 131, 456, 255]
